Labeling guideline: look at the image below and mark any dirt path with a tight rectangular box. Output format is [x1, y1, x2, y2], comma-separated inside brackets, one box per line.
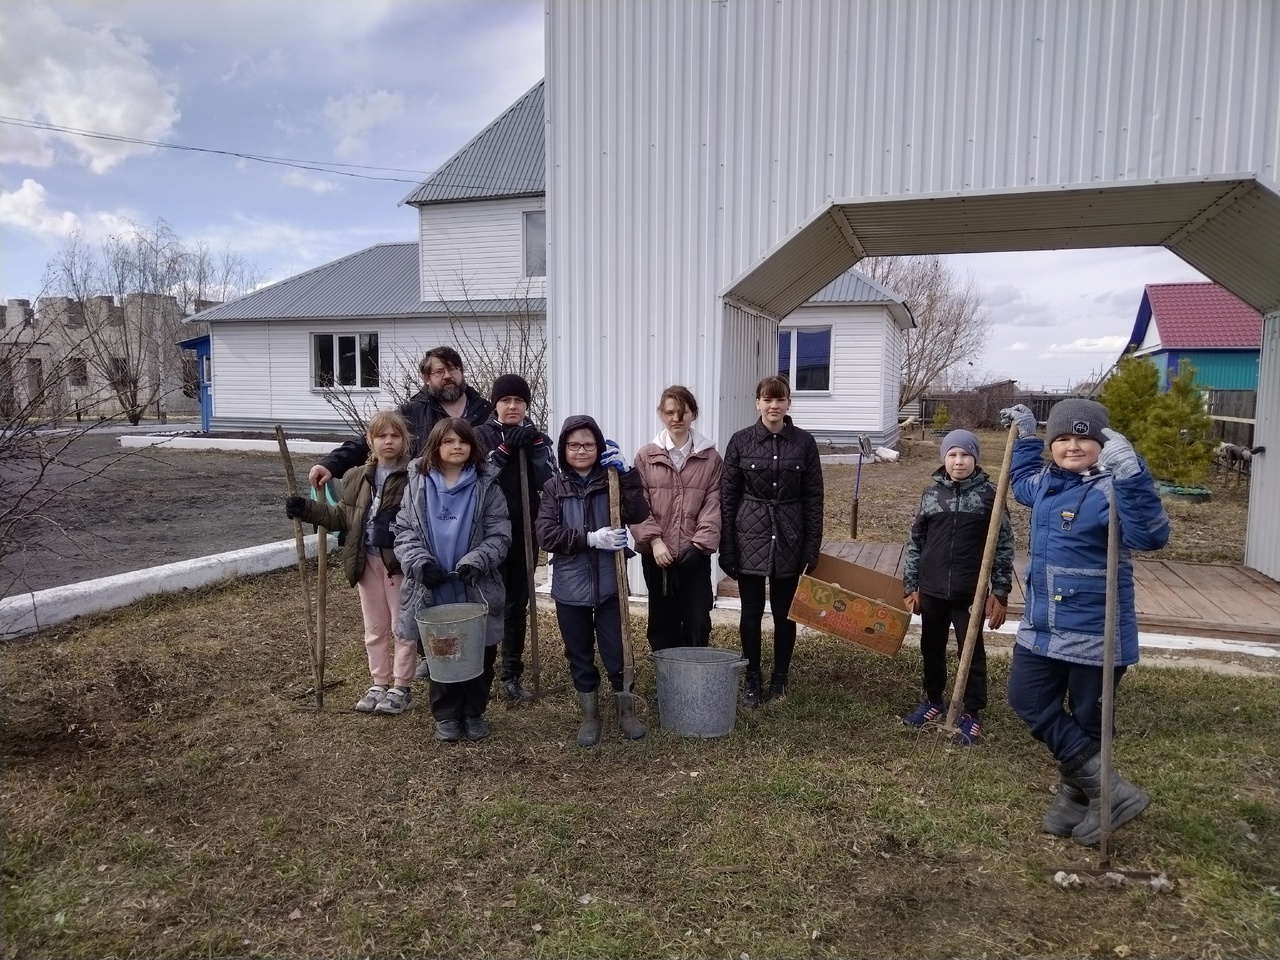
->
[2, 431, 348, 597]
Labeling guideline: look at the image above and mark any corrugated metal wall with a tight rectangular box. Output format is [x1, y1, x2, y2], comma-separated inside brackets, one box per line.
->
[1246, 314, 1280, 579]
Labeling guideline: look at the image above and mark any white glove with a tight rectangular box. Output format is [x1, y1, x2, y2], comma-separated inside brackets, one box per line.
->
[999, 404, 1038, 438]
[1098, 428, 1141, 480]
[587, 526, 628, 551]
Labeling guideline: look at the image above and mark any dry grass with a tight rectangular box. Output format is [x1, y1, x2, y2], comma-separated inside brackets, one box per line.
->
[3, 569, 1278, 959]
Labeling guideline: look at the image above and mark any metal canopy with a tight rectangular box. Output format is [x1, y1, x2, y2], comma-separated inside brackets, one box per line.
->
[725, 176, 1280, 320]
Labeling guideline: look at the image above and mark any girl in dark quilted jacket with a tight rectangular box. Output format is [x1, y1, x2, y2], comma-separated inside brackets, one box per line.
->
[720, 375, 825, 707]
[535, 414, 650, 747]
[284, 409, 413, 715]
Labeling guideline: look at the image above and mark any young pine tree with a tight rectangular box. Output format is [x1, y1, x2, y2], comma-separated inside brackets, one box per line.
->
[1098, 352, 1160, 448]
[1138, 360, 1215, 486]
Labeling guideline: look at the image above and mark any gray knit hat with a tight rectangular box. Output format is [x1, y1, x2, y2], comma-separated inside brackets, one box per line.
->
[1045, 398, 1109, 444]
[940, 429, 980, 463]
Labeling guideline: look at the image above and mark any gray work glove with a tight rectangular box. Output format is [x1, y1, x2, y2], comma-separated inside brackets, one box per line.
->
[1097, 428, 1141, 480]
[999, 403, 1038, 438]
[586, 526, 628, 551]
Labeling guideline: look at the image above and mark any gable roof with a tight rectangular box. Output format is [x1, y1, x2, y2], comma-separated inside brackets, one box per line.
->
[1125, 281, 1263, 353]
[401, 80, 545, 206]
[191, 243, 544, 323]
[799, 267, 914, 329]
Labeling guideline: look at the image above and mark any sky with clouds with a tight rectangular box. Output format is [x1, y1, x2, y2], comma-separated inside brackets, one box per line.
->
[1, 0, 1209, 391]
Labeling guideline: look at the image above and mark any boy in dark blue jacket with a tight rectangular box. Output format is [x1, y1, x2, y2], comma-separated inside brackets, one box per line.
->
[1001, 399, 1169, 847]
[902, 429, 1014, 746]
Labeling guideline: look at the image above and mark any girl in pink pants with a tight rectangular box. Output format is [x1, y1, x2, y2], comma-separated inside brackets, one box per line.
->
[285, 410, 416, 715]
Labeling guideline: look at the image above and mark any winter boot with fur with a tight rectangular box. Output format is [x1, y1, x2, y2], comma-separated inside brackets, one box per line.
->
[1069, 753, 1150, 846]
[616, 690, 646, 740]
[1040, 776, 1089, 837]
[742, 669, 763, 710]
[576, 691, 601, 748]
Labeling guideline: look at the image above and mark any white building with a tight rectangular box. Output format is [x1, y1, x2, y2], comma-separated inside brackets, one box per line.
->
[545, 0, 1280, 579]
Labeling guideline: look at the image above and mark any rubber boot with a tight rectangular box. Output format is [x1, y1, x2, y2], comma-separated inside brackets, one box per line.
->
[765, 672, 789, 704]
[1040, 776, 1089, 837]
[742, 669, 763, 710]
[1069, 753, 1151, 846]
[576, 691, 601, 748]
[616, 691, 646, 740]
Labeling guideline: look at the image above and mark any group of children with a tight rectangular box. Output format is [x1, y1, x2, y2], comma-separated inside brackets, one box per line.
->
[287, 371, 1169, 846]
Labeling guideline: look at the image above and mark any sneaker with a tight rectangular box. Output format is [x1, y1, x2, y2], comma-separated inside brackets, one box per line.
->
[903, 699, 944, 728]
[374, 686, 413, 716]
[413, 658, 432, 682]
[434, 719, 463, 742]
[464, 716, 491, 741]
[503, 679, 533, 702]
[354, 684, 388, 713]
[952, 712, 982, 746]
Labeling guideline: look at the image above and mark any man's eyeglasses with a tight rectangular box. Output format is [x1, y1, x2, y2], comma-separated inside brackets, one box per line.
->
[566, 442, 597, 452]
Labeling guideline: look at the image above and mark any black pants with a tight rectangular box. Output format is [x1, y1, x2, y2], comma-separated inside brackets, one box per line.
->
[500, 547, 530, 681]
[738, 574, 800, 678]
[641, 552, 712, 651]
[429, 645, 498, 721]
[556, 597, 624, 693]
[1007, 644, 1127, 766]
[918, 592, 987, 713]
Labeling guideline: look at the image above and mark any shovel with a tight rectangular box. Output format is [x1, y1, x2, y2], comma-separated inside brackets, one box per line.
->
[608, 469, 637, 699]
[517, 448, 566, 702]
[849, 434, 872, 539]
[275, 426, 324, 710]
[1043, 483, 1169, 888]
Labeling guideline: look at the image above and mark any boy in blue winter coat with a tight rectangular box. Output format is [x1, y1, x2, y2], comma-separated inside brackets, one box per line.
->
[1000, 399, 1169, 847]
[902, 429, 1014, 746]
[534, 414, 650, 748]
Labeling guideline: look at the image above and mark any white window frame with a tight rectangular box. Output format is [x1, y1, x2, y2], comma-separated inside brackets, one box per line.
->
[778, 325, 833, 394]
[311, 332, 381, 391]
[523, 210, 547, 278]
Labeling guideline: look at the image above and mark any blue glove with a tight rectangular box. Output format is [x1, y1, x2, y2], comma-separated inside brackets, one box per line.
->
[587, 527, 628, 551]
[1098, 428, 1141, 480]
[600, 439, 628, 473]
[999, 404, 1038, 438]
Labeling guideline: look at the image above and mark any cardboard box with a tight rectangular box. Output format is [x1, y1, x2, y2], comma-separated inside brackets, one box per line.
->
[788, 552, 911, 658]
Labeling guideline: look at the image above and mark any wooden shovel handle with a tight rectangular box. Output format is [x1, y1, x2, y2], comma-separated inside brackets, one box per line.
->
[275, 426, 323, 709]
[608, 469, 635, 691]
[519, 448, 542, 699]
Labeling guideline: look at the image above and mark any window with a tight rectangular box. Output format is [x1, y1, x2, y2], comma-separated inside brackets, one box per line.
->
[524, 211, 546, 277]
[777, 327, 831, 392]
[108, 356, 131, 391]
[313, 333, 379, 389]
[69, 356, 89, 387]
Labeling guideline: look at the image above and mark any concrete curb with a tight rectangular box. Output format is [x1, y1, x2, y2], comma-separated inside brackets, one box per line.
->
[118, 436, 338, 454]
[0, 535, 329, 640]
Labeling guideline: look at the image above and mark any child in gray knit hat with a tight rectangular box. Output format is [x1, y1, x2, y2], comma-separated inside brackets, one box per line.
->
[997, 399, 1169, 847]
[901, 428, 1015, 746]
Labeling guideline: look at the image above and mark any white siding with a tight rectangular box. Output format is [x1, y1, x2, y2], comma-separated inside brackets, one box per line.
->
[783, 303, 898, 441]
[1245, 312, 1280, 579]
[881, 315, 906, 440]
[418, 197, 547, 302]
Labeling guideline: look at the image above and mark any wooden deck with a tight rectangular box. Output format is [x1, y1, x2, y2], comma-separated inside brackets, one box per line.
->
[716, 540, 1280, 644]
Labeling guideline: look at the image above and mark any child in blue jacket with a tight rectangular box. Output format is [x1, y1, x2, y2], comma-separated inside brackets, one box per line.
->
[1001, 399, 1169, 847]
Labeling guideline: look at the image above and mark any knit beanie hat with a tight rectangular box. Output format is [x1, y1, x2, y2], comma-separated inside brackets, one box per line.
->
[490, 373, 531, 405]
[940, 429, 980, 463]
[1045, 398, 1109, 444]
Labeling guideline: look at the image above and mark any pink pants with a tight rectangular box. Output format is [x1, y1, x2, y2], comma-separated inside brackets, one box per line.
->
[356, 552, 416, 686]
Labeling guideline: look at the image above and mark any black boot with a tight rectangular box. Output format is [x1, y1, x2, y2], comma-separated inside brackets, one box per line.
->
[764, 672, 789, 704]
[576, 691, 601, 748]
[742, 670, 763, 710]
[1069, 753, 1150, 846]
[1040, 776, 1089, 837]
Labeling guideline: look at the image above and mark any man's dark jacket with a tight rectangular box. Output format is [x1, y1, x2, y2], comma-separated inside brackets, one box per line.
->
[319, 384, 492, 479]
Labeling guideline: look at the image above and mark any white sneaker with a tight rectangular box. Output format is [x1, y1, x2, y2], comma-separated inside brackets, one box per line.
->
[374, 686, 413, 716]
[354, 684, 388, 713]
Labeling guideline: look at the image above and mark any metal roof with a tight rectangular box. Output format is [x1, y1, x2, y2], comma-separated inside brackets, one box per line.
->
[1139, 283, 1263, 350]
[725, 177, 1280, 320]
[802, 268, 914, 329]
[401, 80, 545, 206]
[191, 243, 545, 323]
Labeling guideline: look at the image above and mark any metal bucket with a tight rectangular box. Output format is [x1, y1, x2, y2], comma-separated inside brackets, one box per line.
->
[650, 647, 748, 738]
[414, 602, 487, 683]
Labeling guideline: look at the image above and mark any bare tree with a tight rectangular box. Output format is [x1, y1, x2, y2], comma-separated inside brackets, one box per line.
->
[861, 255, 991, 409]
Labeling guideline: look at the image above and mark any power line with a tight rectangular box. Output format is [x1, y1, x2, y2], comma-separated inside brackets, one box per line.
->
[0, 115, 543, 192]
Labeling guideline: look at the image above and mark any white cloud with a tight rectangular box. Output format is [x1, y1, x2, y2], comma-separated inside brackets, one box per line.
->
[0, 178, 132, 240]
[280, 169, 340, 194]
[0, 2, 180, 174]
[1040, 335, 1130, 357]
[1006, 341, 1030, 352]
[323, 88, 408, 161]
[218, 48, 289, 85]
